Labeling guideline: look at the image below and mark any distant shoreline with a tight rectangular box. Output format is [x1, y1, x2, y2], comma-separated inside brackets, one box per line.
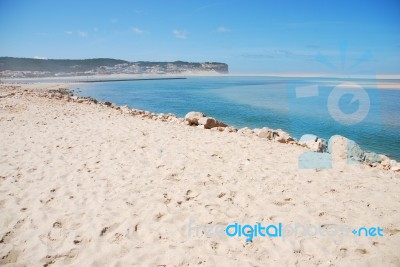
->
[78, 77, 187, 83]
[2, 74, 400, 90]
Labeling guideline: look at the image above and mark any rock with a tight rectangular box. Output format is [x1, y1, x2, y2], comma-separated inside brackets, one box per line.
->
[184, 111, 205, 126]
[380, 155, 390, 162]
[198, 117, 216, 129]
[254, 127, 293, 143]
[252, 128, 262, 135]
[198, 117, 227, 129]
[275, 129, 294, 143]
[364, 151, 382, 164]
[237, 127, 253, 135]
[383, 160, 400, 171]
[381, 159, 391, 170]
[391, 162, 400, 172]
[88, 97, 98, 104]
[328, 135, 365, 163]
[299, 134, 327, 152]
[104, 101, 112, 106]
[224, 127, 238, 133]
[168, 117, 180, 123]
[120, 105, 131, 114]
[257, 127, 278, 140]
[48, 88, 72, 98]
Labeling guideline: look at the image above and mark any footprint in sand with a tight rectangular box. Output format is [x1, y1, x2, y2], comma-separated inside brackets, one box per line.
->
[0, 231, 14, 244]
[43, 248, 79, 267]
[339, 248, 347, 258]
[185, 189, 198, 201]
[355, 248, 367, 255]
[0, 250, 20, 265]
[273, 198, 294, 206]
[205, 204, 220, 214]
[99, 223, 120, 237]
[39, 228, 67, 249]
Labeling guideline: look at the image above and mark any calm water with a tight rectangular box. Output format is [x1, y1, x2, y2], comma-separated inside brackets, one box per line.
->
[73, 76, 400, 160]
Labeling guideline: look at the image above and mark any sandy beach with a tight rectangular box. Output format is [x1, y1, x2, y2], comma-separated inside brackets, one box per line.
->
[0, 83, 399, 266]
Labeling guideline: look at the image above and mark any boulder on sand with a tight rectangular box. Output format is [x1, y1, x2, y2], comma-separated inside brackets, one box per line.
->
[299, 134, 328, 152]
[198, 117, 227, 129]
[275, 129, 294, 143]
[364, 151, 382, 165]
[257, 127, 278, 140]
[256, 128, 293, 143]
[391, 162, 400, 172]
[328, 135, 365, 163]
[184, 112, 205, 126]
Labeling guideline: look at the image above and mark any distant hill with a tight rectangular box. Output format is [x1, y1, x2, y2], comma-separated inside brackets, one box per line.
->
[0, 57, 228, 78]
[0, 57, 128, 72]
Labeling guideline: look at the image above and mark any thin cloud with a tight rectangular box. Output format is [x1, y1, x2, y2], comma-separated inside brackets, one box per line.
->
[77, 31, 87, 38]
[65, 30, 88, 38]
[172, 29, 187, 39]
[217, 26, 231, 33]
[132, 27, 144, 34]
[274, 49, 293, 56]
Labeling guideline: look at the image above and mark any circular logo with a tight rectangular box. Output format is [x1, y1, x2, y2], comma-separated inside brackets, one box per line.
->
[327, 82, 370, 125]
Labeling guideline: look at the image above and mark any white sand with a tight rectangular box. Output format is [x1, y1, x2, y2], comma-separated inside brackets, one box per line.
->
[0, 84, 399, 266]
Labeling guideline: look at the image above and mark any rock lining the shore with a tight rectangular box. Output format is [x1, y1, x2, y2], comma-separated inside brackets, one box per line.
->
[299, 134, 328, 152]
[6, 86, 399, 172]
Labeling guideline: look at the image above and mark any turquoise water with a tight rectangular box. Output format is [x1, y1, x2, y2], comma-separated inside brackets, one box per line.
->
[73, 76, 400, 160]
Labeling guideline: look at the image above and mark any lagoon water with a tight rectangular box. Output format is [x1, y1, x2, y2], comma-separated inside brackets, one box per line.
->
[74, 76, 400, 160]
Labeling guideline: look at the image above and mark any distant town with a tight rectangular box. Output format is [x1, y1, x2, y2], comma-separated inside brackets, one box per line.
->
[0, 57, 229, 78]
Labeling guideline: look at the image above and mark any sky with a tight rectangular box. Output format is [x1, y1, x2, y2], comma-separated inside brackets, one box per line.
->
[0, 0, 399, 74]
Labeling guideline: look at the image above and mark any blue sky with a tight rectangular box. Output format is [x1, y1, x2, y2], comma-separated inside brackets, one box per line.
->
[0, 0, 399, 74]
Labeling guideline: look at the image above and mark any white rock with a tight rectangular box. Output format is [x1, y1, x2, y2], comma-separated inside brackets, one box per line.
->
[275, 129, 294, 143]
[237, 127, 253, 135]
[299, 134, 327, 152]
[328, 135, 365, 163]
[390, 163, 400, 172]
[184, 111, 205, 126]
[120, 105, 131, 114]
[258, 127, 278, 140]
